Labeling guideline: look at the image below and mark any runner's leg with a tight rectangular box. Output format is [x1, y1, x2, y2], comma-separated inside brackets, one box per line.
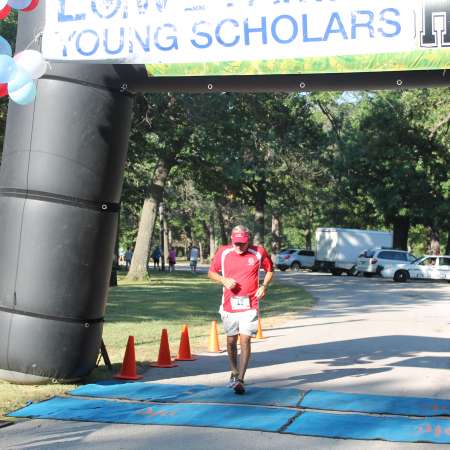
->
[238, 334, 251, 381]
[226, 335, 239, 375]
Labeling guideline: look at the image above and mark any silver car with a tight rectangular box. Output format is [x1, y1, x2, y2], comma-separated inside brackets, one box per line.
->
[276, 249, 315, 271]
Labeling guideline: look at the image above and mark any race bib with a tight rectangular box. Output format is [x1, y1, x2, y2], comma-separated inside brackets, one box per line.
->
[230, 296, 250, 311]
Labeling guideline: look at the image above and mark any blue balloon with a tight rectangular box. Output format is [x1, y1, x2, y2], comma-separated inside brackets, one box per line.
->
[7, 0, 32, 9]
[9, 80, 36, 105]
[0, 36, 12, 57]
[8, 67, 31, 92]
[0, 54, 16, 83]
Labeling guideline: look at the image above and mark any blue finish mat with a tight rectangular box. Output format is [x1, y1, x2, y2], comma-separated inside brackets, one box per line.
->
[70, 382, 303, 407]
[9, 396, 296, 432]
[286, 411, 450, 444]
[301, 390, 450, 417]
[10, 384, 450, 443]
[70, 382, 206, 402]
[181, 386, 301, 406]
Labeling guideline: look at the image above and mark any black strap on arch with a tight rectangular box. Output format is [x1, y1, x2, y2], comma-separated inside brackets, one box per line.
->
[0, 305, 104, 325]
[0, 188, 120, 213]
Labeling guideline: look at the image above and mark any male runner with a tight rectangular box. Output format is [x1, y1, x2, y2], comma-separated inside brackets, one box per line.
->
[208, 225, 273, 394]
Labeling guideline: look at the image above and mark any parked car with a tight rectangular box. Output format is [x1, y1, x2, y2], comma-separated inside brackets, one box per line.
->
[278, 248, 298, 255]
[276, 249, 315, 271]
[356, 248, 417, 277]
[381, 255, 450, 282]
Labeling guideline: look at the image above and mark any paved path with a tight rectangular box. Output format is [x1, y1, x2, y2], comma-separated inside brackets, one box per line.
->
[3, 272, 450, 449]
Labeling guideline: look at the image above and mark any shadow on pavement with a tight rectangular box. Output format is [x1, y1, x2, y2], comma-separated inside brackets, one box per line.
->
[139, 334, 450, 385]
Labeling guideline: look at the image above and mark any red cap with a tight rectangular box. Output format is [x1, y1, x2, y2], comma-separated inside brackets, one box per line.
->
[231, 231, 249, 244]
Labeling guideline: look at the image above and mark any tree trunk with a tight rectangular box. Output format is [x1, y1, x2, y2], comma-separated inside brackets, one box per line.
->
[159, 204, 166, 272]
[209, 217, 216, 260]
[445, 229, 450, 255]
[109, 213, 120, 287]
[271, 215, 282, 256]
[109, 231, 119, 287]
[203, 214, 216, 260]
[126, 159, 171, 281]
[392, 216, 410, 250]
[253, 183, 266, 246]
[305, 229, 312, 250]
[199, 241, 204, 264]
[184, 223, 193, 250]
[164, 217, 170, 267]
[184, 239, 188, 260]
[216, 201, 228, 244]
[428, 227, 441, 255]
[109, 254, 118, 287]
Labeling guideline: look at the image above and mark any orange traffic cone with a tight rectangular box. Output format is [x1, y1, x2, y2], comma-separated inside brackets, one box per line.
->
[255, 316, 267, 340]
[151, 329, 178, 368]
[114, 336, 143, 380]
[208, 320, 224, 353]
[176, 324, 196, 361]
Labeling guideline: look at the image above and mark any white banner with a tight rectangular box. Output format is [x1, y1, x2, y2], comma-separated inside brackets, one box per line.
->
[42, 0, 450, 75]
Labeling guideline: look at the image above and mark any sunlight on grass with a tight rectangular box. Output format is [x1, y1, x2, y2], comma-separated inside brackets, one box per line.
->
[0, 271, 313, 420]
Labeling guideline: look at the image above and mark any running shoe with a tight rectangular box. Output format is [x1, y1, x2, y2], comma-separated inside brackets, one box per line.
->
[233, 379, 245, 395]
[227, 372, 239, 388]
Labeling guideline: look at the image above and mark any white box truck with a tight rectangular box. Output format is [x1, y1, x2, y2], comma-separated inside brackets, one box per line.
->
[315, 227, 393, 275]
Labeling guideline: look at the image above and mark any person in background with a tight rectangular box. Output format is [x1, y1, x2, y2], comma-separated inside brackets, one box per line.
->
[124, 247, 133, 270]
[208, 225, 273, 395]
[189, 245, 200, 273]
[151, 246, 161, 270]
[168, 246, 177, 272]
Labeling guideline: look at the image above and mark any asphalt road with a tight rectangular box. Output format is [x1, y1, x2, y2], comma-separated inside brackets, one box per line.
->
[3, 271, 450, 449]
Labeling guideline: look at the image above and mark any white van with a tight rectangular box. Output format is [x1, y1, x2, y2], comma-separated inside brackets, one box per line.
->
[356, 248, 417, 277]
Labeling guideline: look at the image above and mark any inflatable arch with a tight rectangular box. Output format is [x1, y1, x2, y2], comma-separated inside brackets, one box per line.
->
[1, 0, 450, 383]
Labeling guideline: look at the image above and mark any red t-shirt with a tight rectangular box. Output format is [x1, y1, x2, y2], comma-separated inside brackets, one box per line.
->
[209, 245, 273, 313]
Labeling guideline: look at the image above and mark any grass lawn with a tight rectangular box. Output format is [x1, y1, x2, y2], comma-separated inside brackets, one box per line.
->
[0, 270, 314, 420]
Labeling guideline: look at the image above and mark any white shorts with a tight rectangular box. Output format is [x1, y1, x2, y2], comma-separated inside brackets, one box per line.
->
[221, 309, 258, 337]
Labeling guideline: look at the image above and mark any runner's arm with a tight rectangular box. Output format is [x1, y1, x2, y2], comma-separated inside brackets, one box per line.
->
[256, 270, 274, 298]
[208, 270, 237, 290]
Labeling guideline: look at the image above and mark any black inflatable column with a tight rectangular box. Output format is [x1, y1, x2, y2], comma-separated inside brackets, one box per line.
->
[0, 5, 133, 382]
